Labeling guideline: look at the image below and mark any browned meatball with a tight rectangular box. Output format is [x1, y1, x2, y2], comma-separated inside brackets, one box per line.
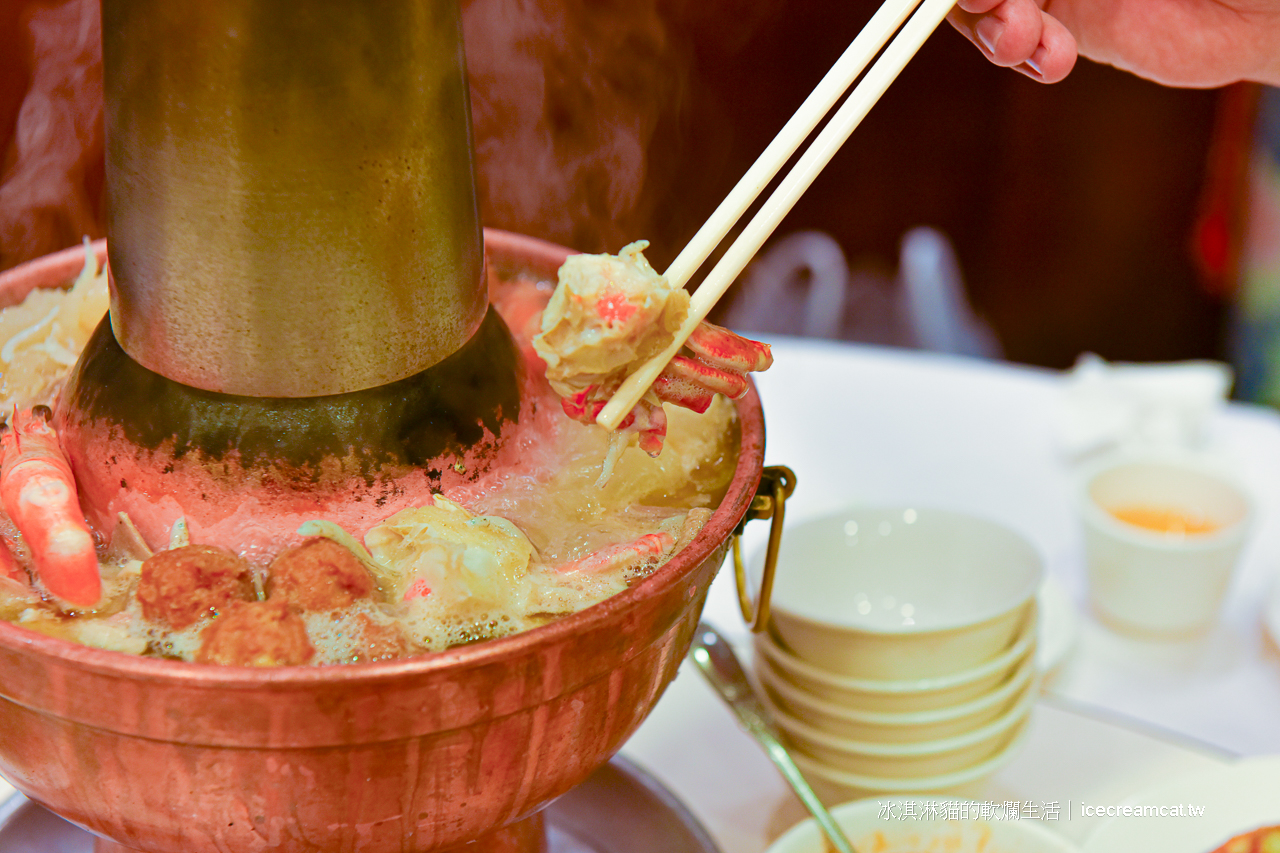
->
[136, 545, 256, 629]
[265, 538, 374, 612]
[196, 601, 314, 667]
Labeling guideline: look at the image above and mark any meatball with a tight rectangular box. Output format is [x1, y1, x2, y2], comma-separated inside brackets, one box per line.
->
[136, 545, 256, 629]
[266, 538, 375, 612]
[196, 601, 314, 667]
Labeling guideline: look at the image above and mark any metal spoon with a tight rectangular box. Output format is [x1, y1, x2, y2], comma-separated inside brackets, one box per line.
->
[688, 622, 859, 853]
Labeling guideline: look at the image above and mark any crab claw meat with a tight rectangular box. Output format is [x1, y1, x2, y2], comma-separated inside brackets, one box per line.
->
[561, 387, 667, 456]
[534, 243, 772, 460]
[562, 389, 635, 430]
[559, 389, 593, 423]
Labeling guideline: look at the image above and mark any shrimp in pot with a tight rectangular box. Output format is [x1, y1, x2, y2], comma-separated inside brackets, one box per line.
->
[0, 406, 101, 608]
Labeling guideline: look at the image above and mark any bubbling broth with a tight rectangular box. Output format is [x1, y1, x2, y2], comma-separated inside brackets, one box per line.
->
[0, 248, 742, 665]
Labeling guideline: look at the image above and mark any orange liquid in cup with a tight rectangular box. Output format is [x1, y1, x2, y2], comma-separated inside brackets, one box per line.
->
[1107, 505, 1220, 535]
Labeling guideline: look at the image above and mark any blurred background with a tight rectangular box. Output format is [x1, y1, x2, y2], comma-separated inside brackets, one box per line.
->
[1, 0, 1271, 391]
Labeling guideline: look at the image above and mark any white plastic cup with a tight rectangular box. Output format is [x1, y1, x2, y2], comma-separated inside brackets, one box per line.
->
[1080, 456, 1251, 636]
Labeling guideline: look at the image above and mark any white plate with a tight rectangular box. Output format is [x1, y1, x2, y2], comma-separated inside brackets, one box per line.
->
[1081, 755, 1280, 853]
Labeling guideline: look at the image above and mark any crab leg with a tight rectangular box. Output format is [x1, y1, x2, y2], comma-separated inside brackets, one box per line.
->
[649, 322, 771, 414]
[0, 407, 101, 607]
[556, 532, 675, 575]
[665, 355, 751, 398]
[654, 357, 746, 413]
[685, 321, 774, 372]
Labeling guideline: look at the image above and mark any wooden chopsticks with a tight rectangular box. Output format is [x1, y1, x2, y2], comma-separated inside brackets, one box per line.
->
[596, 0, 956, 430]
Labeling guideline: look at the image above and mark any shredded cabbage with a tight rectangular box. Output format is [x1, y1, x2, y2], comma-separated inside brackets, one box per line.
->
[0, 238, 108, 412]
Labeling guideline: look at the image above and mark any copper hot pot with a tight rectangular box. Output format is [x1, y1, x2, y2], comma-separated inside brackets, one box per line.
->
[0, 229, 771, 853]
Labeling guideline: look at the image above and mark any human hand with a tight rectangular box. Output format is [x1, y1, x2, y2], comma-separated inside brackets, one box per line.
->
[947, 0, 1077, 83]
[947, 0, 1280, 87]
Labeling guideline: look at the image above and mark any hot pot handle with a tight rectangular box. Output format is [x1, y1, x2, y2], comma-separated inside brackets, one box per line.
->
[731, 465, 796, 633]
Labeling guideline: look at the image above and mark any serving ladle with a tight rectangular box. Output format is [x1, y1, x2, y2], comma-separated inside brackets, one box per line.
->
[689, 622, 859, 853]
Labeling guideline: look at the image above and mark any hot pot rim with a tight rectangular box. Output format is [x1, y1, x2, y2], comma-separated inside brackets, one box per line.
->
[0, 230, 766, 691]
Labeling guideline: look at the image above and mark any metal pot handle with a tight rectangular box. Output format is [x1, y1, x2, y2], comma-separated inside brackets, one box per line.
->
[731, 465, 796, 633]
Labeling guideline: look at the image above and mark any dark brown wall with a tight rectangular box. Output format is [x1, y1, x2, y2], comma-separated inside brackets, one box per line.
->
[0, 0, 1230, 369]
[0, 1, 32, 186]
[645, 0, 1227, 368]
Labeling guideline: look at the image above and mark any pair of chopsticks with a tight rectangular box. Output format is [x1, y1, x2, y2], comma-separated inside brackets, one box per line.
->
[596, 0, 957, 430]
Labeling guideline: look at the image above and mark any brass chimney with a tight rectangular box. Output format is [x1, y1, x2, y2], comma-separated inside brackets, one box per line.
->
[55, 0, 521, 554]
[102, 0, 486, 397]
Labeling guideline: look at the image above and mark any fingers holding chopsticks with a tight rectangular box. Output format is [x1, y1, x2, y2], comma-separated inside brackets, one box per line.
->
[947, 0, 1077, 82]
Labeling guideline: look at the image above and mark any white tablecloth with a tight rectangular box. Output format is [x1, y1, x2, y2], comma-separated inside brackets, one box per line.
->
[622, 338, 1280, 851]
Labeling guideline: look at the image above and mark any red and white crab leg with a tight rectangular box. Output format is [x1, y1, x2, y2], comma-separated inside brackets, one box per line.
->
[653, 321, 773, 414]
[556, 532, 676, 576]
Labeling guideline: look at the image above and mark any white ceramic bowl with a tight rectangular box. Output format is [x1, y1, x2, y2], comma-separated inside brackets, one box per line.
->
[1080, 456, 1251, 636]
[758, 648, 1037, 743]
[787, 724, 1033, 804]
[767, 796, 1080, 853]
[766, 684, 1036, 779]
[766, 508, 1043, 679]
[753, 604, 1037, 713]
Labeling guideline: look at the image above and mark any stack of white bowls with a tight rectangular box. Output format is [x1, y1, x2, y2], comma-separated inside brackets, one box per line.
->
[752, 507, 1043, 801]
